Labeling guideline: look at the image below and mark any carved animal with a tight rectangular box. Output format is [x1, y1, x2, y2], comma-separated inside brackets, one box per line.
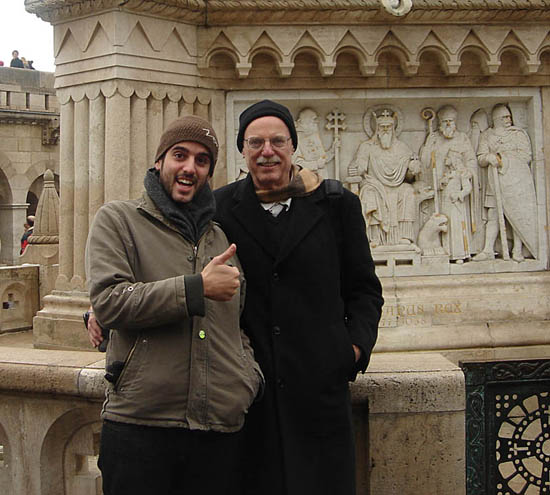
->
[417, 213, 448, 256]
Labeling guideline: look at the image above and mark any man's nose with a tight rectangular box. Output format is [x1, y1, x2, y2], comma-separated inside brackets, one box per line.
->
[181, 157, 197, 173]
[261, 140, 275, 155]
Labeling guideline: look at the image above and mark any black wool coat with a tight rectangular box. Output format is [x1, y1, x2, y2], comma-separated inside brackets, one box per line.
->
[214, 175, 384, 495]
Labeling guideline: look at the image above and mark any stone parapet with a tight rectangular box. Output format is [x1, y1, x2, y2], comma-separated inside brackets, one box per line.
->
[353, 352, 465, 494]
[0, 346, 104, 398]
[0, 342, 464, 495]
[0, 265, 39, 334]
[377, 271, 550, 360]
[0, 67, 58, 118]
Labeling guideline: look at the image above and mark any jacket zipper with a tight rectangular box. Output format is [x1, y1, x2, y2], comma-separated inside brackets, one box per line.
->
[113, 336, 139, 391]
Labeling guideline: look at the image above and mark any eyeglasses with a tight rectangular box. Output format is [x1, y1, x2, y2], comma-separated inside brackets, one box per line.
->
[244, 136, 291, 150]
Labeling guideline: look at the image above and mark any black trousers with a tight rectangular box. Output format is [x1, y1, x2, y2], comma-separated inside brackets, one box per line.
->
[98, 420, 244, 495]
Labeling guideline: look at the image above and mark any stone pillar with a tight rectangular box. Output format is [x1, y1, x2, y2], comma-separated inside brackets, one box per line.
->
[20, 169, 60, 306]
[0, 204, 29, 264]
[33, 80, 220, 349]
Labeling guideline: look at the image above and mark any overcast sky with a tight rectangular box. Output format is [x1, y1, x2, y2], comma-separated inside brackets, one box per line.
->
[1, 0, 55, 72]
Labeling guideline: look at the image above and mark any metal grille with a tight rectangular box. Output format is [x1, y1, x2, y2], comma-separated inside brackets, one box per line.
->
[462, 359, 550, 495]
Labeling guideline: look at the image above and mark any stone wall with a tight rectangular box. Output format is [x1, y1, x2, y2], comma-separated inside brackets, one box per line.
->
[0, 345, 464, 495]
[0, 265, 39, 333]
[24, 0, 550, 357]
[0, 67, 59, 265]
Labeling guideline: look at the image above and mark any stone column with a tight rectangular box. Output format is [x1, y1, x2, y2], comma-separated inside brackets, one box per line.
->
[27, 6, 226, 349]
[0, 204, 29, 264]
[33, 80, 220, 349]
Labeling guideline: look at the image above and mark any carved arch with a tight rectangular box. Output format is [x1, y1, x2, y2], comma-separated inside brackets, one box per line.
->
[249, 46, 283, 65]
[457, 45, 495, 74]
[416, 46, 452, 75]
[537, 44, 550, 61]
[0, 166, 13, 204]
[375, 45, 416, 76]
[332, 46, 372, 76]
[291, 46, 332, 77]
[0, 152, 16, 183]
[40, 406, 102, 495]
[497, 45, 533, 74]
[203, 47, 239, 69]
[200, 47, 255, 78]
[24, 160, 59, 186]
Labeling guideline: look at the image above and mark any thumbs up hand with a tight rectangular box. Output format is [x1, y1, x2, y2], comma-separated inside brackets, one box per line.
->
[201, 244, 240, 301]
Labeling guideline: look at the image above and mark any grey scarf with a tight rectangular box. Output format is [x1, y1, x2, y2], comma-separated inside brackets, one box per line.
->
[144, 167, 215, 244]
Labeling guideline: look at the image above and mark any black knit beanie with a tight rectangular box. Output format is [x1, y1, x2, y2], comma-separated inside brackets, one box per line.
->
[237, 100, 298, 152]
[155, 115, 219, 175]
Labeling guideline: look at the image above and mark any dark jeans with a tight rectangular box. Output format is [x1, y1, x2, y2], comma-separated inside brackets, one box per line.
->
[98, 420, 244, 495]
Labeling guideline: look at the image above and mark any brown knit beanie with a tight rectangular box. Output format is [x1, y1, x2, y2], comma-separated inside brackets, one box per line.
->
[155, 116, 219, 175]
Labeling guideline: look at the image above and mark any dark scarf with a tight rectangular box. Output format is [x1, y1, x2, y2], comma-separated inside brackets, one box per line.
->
[254, 165, 322, 203]
[144, 167, 216, 244]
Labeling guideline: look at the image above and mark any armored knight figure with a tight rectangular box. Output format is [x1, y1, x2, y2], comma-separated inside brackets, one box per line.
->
[473, 104, 537, 262]
[349, 109, 420, 247]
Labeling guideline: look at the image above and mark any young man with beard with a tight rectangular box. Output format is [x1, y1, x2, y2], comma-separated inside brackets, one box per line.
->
[85, 116, 262, 495]
[214, 100, 384, 495]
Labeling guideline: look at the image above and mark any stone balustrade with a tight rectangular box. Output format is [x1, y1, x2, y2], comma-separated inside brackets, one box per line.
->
[0, 265, 39, 334]
[0, 68, 58, 115]
[0, 345, 464, 495]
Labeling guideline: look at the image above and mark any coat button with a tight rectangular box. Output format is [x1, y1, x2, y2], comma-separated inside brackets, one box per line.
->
[273, 326, 281, 335]
[187, 255, 194, 262]
[277, 378, 285, 388]
[273, 272, 279, 281]
[198, 330, 206, 339]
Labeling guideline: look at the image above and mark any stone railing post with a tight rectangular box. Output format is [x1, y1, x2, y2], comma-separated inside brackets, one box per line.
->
[20, 169, 60, 306]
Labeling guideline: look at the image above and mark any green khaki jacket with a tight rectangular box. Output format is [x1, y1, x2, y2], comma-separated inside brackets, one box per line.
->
[85, 193, 262, 432]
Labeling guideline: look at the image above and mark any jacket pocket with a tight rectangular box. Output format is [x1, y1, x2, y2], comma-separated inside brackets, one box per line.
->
[112, 333, 144, 392]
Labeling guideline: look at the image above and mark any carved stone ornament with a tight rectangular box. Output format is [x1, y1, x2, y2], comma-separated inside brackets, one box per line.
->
[26, 0, 550, 24]
[380, 0, 413, 16]
[228, 91, 544, 276]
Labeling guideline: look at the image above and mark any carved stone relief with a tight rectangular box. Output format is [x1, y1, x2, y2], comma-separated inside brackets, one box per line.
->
[227, 89, 546, 276]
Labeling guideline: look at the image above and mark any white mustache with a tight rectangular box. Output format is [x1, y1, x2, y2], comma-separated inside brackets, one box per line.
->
[257, 157, 281, 165]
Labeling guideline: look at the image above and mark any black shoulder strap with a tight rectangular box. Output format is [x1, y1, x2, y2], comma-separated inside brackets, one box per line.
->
[323, 179, 344, 199]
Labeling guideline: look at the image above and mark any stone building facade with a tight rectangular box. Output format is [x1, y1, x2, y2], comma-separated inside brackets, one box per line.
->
[0, 67, 59, 265]
[3, 1, 548, 494]
[25, 0, 550, 358]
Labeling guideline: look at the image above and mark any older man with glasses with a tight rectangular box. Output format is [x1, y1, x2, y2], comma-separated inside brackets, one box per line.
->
[214, 100, 384, 495]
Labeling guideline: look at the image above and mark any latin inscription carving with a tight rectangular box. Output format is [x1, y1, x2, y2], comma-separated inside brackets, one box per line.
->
[379, 301, 462, 327]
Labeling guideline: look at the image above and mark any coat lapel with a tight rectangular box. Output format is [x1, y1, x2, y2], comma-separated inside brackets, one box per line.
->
[230, 176, 279, 259]
[276, 191, 324, 267]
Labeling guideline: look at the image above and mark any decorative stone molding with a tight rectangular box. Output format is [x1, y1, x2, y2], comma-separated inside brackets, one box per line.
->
[226, 87, 547, 277]
[199, 25, 550, 80]
[26, 0, 550, 24]
[39, 7, 550, 90]
[55, 81, 212, 105]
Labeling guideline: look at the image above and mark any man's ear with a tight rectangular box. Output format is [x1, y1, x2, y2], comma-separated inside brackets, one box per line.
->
[154, 159, 162, 171]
